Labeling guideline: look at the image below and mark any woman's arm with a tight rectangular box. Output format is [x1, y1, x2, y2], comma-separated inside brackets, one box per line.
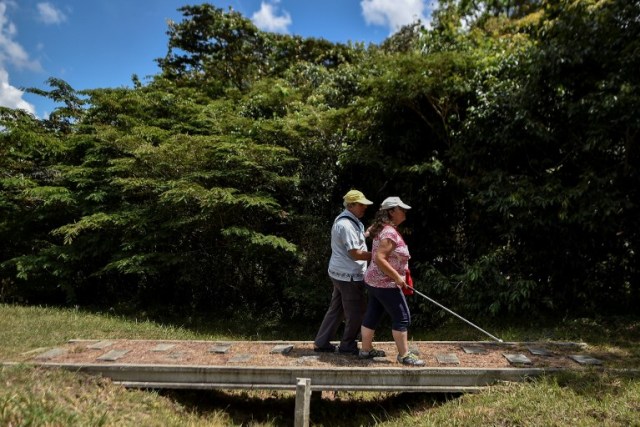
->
[374, 238, 406, 288]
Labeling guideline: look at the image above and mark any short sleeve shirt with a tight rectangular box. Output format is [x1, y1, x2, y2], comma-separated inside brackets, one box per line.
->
[364, 225, 411, 288]
[327, 210, 368, 281]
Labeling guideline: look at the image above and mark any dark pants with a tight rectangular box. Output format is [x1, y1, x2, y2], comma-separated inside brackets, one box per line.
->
[362, 284, 410, 332]
[314, 278, 366, 353]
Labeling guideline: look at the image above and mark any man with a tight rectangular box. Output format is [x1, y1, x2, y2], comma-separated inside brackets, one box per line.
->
[313, 189, 373, 354]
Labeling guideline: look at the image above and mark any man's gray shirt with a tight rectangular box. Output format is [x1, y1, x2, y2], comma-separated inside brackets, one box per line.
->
[327, 209, 368, 281]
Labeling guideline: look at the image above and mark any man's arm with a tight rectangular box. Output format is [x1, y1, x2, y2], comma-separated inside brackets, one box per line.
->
[337, 217, 371, 261]
[348, 248, 372, 261]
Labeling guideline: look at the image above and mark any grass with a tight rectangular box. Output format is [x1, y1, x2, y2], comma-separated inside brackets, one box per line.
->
[1, 303, 639, 426]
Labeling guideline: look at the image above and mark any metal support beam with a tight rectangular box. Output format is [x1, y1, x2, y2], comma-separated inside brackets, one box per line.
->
[32, 362, 560, 390]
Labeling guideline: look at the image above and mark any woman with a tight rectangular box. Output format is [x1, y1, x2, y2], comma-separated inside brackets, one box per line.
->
[359, 197, 425, 366]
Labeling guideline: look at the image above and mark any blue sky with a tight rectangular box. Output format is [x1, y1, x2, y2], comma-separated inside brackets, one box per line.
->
[1, 0, 434, 118]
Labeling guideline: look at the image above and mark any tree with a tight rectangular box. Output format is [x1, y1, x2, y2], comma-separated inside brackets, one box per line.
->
[2, 0, 637, 323]
[452, 0, 639, 314]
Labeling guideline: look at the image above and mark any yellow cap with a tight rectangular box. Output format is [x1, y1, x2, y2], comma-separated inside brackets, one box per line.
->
[343, 190, 373, 205]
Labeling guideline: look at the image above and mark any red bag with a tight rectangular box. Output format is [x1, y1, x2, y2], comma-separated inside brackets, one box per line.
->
[403, 268, 414, 296]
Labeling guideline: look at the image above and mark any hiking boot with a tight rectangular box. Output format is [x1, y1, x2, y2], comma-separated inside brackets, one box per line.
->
[358, 348, 387, 359]
[397, 352, 425, 366]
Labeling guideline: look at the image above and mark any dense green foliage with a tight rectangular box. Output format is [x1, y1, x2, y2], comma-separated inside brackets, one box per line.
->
[1, 0, 637, 323]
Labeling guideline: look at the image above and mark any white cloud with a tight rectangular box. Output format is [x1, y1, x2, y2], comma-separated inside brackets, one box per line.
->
[0, 1, 37, 114]
[0, 68, 35, 114]
[0, 2, 41, 71]
[36, 2, 67, 25]
[251, 1, 291, 33]
[361, 0, 430, 34]
[0, 34, 41, 71]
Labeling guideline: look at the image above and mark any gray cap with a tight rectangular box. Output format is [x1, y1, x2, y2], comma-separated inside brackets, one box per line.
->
[380, 197, 411, 210]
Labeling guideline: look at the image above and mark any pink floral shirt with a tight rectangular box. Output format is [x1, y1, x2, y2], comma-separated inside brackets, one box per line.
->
[364, 225, 411, 288]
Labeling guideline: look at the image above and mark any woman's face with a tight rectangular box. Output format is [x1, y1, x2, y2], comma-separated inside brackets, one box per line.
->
[390, 207, 407, 225]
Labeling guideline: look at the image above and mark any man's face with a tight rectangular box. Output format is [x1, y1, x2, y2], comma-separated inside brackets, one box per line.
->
[351, 203, 368, 218]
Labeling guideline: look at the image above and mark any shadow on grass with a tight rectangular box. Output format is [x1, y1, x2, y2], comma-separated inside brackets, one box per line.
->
[160, 388, 461, 427]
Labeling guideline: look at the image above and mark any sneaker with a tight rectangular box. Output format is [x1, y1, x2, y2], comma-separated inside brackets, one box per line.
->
[397, 352, 425, 366]
[358, 348, 387, 359]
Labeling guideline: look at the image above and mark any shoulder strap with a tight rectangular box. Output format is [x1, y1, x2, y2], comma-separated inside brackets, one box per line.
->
[336, 215, 361, 231]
